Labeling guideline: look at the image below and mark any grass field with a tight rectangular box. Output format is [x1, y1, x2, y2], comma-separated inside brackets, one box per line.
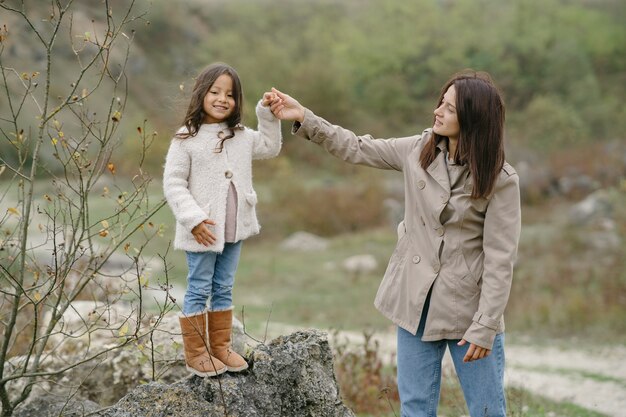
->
[3, 177, 624, 416]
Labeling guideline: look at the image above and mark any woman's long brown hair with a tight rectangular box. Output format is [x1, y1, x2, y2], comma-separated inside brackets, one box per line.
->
[419, 71, 505, 199]
[176, 63, 244, 152]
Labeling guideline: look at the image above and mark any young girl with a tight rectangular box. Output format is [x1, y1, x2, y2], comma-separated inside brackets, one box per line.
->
[267, 71, 520, 417]
[163, 63, 281, 377]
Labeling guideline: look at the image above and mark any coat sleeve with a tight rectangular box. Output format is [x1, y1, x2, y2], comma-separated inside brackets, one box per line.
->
[292, 108, 418, 171]
[251, 100, 282, 160]
[462, 170, 521, 349]
[162, 139, 208, 233]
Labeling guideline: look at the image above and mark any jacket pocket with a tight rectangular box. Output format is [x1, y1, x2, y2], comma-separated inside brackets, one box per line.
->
[386, 228, 409, 278]
[459, 247, 484, 285]
[202, 202, 213, 219]
[244, 191, 258, 206]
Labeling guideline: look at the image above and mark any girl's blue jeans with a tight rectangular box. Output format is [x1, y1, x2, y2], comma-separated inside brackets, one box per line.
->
[397, 295, 506, 417]
[182, 241, 242, 315]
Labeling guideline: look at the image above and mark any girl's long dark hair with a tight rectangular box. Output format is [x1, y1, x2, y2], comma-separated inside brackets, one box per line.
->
[176, 62, 244, 152]
[419, 70, 505, 199]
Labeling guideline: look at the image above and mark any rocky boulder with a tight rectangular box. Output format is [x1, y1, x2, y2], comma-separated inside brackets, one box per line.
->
[97, 330, 355, 417]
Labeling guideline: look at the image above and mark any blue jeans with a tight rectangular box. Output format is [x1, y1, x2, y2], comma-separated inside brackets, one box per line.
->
[397, 296, 506, 417]
[182, 241, 242, 315]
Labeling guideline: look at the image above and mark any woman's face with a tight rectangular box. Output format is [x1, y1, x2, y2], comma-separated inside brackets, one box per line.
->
[433, 85, 460, 141]
[203, 74, 236, 124]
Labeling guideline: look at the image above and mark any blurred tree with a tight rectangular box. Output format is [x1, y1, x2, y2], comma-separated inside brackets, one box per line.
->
[0, 1, 170, 415]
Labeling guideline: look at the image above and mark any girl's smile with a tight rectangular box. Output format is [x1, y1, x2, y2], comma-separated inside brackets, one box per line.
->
[203, 74, 236, 124]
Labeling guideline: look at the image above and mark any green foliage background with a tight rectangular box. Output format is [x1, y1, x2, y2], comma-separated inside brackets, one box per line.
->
[134, 0, 625, 155]
[2, 0, 625, 170]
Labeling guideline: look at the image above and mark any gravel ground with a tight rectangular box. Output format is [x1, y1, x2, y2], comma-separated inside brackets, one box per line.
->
[267, 324, 626, 417]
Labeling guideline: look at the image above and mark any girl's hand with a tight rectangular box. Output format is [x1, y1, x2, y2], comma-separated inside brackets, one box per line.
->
[268, 87, 305, 123]
[262, 92, 277, 107]
[458, 339, 491, 362]
[191, 219, 217, 246]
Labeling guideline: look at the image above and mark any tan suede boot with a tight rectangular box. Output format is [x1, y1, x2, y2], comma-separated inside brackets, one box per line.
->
[179, 311, 227, 377]
[207, 308, 248, 372]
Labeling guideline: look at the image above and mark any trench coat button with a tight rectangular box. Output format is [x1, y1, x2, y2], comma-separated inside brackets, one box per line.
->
[433, 262, 441, 273]
[412, 255, 421, 264]
[417, 180, 425, 189]
[436, 227, 445, 237]
[218, 130, 225, 139]
[225, 170, 233, 179]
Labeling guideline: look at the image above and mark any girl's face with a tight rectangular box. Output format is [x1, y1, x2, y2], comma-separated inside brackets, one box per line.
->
[433, 85, 460, 141]
[203, 74, 236, 124]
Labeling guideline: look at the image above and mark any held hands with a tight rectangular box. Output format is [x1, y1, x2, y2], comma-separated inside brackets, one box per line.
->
[191, 219, 217, 246]
[264, 88, 306, 123]
[458, 339, 491, 363]
[261, 91, 277, 107]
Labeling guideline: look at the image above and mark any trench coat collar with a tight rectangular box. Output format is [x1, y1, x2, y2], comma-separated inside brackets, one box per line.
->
[426, 137, 451, 193]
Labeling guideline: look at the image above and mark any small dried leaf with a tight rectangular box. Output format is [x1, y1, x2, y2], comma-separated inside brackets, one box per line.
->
[111, 111, 121, 122]
[107, 162, 116, 174]
[51, 138, 58, 145]
[101, 220, 109, 228]
[99, 229, 108, 237]
[7, 207, 19, 216]
[118, 323, 129, 337]
[34, 291, 42, 301]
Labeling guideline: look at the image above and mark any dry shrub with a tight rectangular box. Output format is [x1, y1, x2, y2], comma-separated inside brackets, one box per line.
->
[261, 164, 388, 237]
[332, 330, 399, 416]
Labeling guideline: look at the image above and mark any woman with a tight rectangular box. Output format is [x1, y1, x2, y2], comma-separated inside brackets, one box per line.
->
[267, 71, 521, 417]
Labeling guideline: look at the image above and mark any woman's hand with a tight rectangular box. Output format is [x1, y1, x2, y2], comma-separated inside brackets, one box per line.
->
[266, 87, 305, 123]
[191, 219, 216, 246]
[458, 339, 491, 362]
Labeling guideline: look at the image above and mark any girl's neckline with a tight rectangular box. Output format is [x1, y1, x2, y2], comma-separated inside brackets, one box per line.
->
[199, 122, 229, 132]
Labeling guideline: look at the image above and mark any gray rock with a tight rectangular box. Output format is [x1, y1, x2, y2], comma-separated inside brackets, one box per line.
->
[568, 190, 613, 224]
[280, 232, 329, 252]
[7, 310, 251, 407]
[13, 393, 100, 417]
[342, 254, 378, 275]
[98, 330, 355, 417]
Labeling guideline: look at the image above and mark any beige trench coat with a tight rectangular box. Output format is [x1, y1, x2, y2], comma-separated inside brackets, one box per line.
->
[293, 109, 521, 349]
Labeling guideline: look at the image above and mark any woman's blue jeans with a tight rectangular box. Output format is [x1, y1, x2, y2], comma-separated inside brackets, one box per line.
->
[182, 241, 242, 315]
[397, 297, 506, 417]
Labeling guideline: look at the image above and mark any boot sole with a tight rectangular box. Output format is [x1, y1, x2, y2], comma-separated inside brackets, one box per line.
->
[226, 363, 249, 372]
[186, 365, 227, 377]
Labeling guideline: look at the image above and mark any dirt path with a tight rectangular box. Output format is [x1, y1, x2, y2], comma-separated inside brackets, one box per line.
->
[264, 324, 626, 417]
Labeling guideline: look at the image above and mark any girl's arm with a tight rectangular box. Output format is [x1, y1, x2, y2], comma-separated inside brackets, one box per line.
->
[163, 139, 208, 233]
[270, 88, 417, 171]
[462, 168, 521, 350]
[250, 99, 282, 160]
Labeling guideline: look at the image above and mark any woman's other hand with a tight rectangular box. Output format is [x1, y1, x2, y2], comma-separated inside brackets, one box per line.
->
[267, 87, 305, 123]
[191, 219, 217, 246]
[458, 339, 492, 363]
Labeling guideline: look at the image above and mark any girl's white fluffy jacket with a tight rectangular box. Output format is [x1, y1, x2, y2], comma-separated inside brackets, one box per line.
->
[163, 101, 281, 253]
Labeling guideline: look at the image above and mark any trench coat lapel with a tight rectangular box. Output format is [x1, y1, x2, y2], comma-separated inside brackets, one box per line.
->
[426, 148, 451, 194]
